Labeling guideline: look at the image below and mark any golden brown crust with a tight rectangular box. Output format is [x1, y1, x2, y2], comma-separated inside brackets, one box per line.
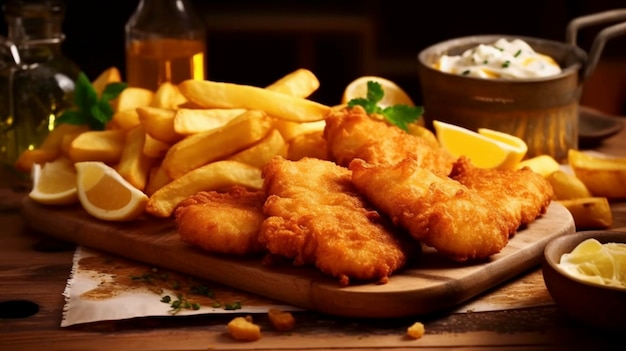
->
[174, 186, 267, 256]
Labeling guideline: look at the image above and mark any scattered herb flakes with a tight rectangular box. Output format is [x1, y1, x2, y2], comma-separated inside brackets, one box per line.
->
[514, 49, 522, 57]
[502, 60, 511, 68]
[131, 268, 243, 315]
[224, 301, 242, 310]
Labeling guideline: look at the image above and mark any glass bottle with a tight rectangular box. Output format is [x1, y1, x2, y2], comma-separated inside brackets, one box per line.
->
[0, 0, 80, 171]
[125, 0, 206, 91]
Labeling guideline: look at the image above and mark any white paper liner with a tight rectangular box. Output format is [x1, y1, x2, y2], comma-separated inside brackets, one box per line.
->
[61, 246, 302, 327]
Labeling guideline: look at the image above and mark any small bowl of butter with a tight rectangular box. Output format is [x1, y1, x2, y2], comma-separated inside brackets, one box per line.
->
[543, 230, 626, 330]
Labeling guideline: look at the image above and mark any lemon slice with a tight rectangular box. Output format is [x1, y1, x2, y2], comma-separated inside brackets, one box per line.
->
[28, 158, 79, 205]
[75, 161, 149, 221]
[433, 120, 527, 170]
[341, 76, 415, 108]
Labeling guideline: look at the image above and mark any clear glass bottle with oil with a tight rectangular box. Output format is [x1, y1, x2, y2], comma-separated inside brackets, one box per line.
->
[125, 0, 206, 91]
[0, 0, 80, 171]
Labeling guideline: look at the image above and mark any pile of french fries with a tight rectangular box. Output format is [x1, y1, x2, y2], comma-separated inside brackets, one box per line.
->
[16, 68, 332, 218]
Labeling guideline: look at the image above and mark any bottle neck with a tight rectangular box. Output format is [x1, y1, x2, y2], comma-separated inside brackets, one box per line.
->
[126, 0, 206, 40]
[2, 0, 66, 64]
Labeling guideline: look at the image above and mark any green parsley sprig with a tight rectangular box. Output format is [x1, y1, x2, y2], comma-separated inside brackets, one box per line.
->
[56, 72, 127, 130]
[346, 81, 423, 132]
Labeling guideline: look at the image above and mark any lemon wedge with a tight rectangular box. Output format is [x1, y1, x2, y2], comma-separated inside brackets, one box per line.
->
[28, 158, 79, 205]
[341, 76, 415, 108]
[75, 161, 149, 221]
[433, 120, 527, 170]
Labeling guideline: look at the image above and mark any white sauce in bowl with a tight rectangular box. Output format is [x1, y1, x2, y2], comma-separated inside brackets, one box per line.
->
[559, 238, 626, 289]
[435, 38, 562, 79]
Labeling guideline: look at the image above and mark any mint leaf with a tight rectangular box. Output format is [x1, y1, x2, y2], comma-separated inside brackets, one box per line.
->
[347, 97, 379, 115]
[346, 80, 422, 132]
[383, 105, 423, 131]
[56, 72, 127, 130]
[74, 73, 98, 112]
[101, 82, 127, 102]
[366, 81, 384, 104]
[55, 110, 84, 125]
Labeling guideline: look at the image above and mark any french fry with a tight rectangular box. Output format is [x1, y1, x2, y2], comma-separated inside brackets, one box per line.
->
[557, 197, 613, 229]
[14, 149, 59, 173]
[173, 108, 246, 135]
[287, 130, 329, 161]
[568, 149, 626, 198]
[68, 129, 126, 163]
[14, 123, 90, 172]
[112, 87, 154, 113]
[146, 160, 263, 218]
[162, 110, 273, 179]
[228, 129, 288, 168]
[116, 125, 155, 191]
[60, 130, 89, 156]
[91, 66, 121, 98]
[109, 108, 141, 130]
[150, 81, 187, 109]
[142, 134, 171, 159]
[546, 170, 591, 200]
[178, 80, 330, 122]
[40, 123, 90, 151]
[265, 68, 319, 98]
[136, 106, 184, 143]
[145, 163, 172, 197]
[273, 119, 326, 142]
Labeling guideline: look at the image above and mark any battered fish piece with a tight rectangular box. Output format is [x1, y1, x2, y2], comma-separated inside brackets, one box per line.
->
[449, 156, 553, 230]
[350, 158, 512, 262]
[324, 105, 455, 176]
[260, 156, 416, 286]
[174, 186, 267, 256]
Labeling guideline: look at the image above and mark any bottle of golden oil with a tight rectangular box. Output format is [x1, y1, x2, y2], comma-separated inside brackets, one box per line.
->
[0, 0, 80, 171]
[125, 0, 206, 91]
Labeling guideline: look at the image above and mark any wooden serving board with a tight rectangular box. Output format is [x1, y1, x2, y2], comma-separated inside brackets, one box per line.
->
[20, 198, 575, 318]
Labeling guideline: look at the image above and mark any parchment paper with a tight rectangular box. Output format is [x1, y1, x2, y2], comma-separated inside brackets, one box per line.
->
[61, 246, 302, 327]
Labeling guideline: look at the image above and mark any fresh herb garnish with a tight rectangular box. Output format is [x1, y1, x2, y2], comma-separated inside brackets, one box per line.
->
[346, 81, 423, 132]
[502, 60, 511, 68]
[514, 49, 522, 57]
[56, 72, 127, 130]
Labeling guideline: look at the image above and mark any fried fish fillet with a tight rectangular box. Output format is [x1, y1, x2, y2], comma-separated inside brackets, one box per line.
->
[174, 186, 267, 256]
[324, 105, 455, 176]
[350, 158, 513, 262]
[260, 156, 417, 285]
[449, 156, 553, 230]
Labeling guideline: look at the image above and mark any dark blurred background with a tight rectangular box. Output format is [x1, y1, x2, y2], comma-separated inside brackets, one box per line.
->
[2, 0, 626, 114]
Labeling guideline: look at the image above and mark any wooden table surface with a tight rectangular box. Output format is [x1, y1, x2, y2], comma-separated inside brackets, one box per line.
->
[1, 111, 626, 351]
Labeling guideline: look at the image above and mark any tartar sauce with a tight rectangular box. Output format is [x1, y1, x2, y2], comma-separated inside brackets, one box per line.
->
[435, 38, 562, 79]
[558, 238, 626, 289]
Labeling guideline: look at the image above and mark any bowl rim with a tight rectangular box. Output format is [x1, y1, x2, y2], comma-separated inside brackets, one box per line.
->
[417, 34, 587, 83]
[543, 230, 626, 292]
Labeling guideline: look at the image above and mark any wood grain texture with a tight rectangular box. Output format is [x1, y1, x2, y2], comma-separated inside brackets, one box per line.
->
[20, 199, 575, 318]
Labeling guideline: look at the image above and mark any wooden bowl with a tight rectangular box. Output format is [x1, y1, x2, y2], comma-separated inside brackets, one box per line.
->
[542, 230, 626, 330]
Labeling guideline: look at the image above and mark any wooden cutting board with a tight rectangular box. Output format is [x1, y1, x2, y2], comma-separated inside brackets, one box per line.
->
[20, 198, 575, 318]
